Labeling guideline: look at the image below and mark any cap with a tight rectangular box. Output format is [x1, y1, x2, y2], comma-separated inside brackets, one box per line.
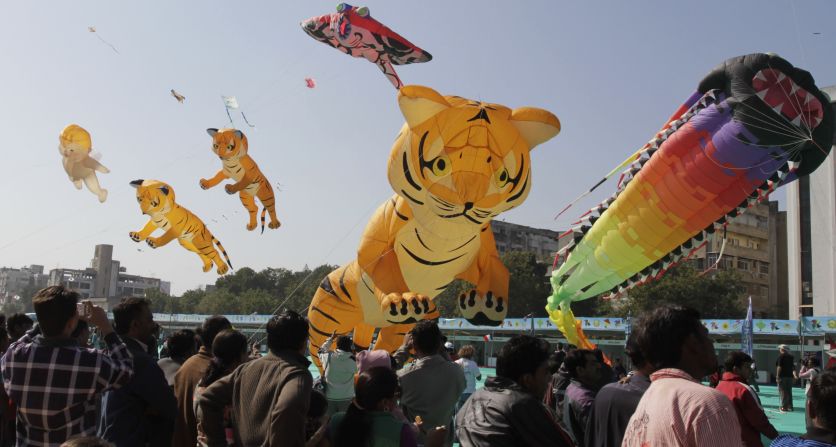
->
[444, 342, 455, 350]
[778, 344, 789, 351]
[356, 350, 393, 373]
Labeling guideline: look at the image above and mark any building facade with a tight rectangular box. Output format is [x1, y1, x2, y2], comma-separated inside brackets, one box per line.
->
[690, 201, 788, 317]
[786, 85, 836, 319]
[0, 265, 47, 301]
[47, 244, 170, 308]
[491, 220, 561, 263]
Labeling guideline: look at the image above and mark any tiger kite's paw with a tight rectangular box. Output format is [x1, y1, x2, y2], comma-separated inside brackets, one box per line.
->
[268, 220, 281, 229]
[199, 178, 211, 190]
[224, 184, 237, 195]
[459, 289, 506, 326]
[246, 221, 258, 231]
[381, 293, 435, 325]
[216, 263, 229, 275]
[129, 232, 142, 242]
[146, 238, 160, 249]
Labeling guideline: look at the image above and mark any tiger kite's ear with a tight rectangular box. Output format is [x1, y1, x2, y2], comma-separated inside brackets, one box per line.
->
[207, 128, 219, 137]
[397, 85, 451, 129]
[129, 179, 144, 189]
[233, 130, 244, 140]
[159, 186, 170, 196]
[510, 107, 561, 151]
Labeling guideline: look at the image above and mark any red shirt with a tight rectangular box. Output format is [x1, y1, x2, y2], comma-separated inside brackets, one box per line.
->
[716, 372, 779, 447]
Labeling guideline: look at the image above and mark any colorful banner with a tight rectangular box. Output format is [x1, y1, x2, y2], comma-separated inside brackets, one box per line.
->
[802, 317, 836, 334]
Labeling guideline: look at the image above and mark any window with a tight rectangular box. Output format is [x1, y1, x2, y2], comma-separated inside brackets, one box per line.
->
[760, 286, 769, 297]
[759, 263, 769, 274]
[707, 254, 718, 266]
[737, 259, 749, 270]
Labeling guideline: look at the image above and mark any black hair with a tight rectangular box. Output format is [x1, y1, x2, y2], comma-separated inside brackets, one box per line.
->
[624, 331, 647, 369]
[112, 297, 150, 336]
[496, 335, 550, 384]
[71, 320, 89, 339]
[7, 313, 33, 331]
[634, 305, 705, 369]
[167, 329, 197, 359]
[199, 316, 232, 349]
[199, 329, 248, 387]
[724, 351, 753, 372]
[564, 349, 595, 379]
[547, 351, 563, 375]
[335, 367, 399, 447]
[410, 320, 442, 355]
[809, 370, 836, 430]
[266, 310, 308, 353]
[32, 286, 77, 337]
[336, 335, 353, 352]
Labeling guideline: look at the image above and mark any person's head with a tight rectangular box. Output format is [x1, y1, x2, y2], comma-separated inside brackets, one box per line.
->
[306, 390, 328, 440]
[71, 320, 90, 348]
[167, 329, 197, 360]
[335, 367, 400, 447]
[445, 341, 456, 354]
[32, 286, 79, 338]
[625, 331, 653, 376]
[778, 344, 790, 355]
[410, 320, 442, 357]
[199, 316, 232, 350]
[60, 436, 114, 447]
[356, 349, 393, 374]
[807, 357, 821, 368]
[557, 342, 565, 352]
[7, 312, 34, 341]
[496, 335, 551, 396]
[200, 329, 248, 387]
[634, 305, 716, 378]
[724, 351, 753, 382]
[458, 345, 476, 360]
[266, 310, 308, 354]
[807, 370, 836, 432]
[564, 349, 602, 386]
[547, 351, 563, 375]
[336, 335, 353, 353]
[112, 298, 154, 341]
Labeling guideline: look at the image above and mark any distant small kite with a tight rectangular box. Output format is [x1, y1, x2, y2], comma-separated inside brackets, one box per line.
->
[88, 26, 119, 54]
[305, 77, 317, 88]
[171, 89, 185, 103]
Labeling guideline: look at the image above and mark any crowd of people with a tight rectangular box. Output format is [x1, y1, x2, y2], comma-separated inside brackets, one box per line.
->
[0, 285, 834, 446]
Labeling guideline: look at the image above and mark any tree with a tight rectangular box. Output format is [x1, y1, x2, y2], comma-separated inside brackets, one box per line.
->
[197, 290, 240, 315]
[238, 289, 276, 315]
[596, 264, 746, 319]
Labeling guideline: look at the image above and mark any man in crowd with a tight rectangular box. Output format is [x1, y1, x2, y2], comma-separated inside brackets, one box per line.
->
[771, 369, 836, 447]
[777, 344, 797, 412]
[545, 344, 577, 414]
[318, 334, 357, 416]
[622, 305, 742, 447]
[1, 285, 134, 445]
[398, 320, 465, 446]
[716, 351, 778, 447]
[172, 315, 231, 446]
[561, 348, 602, 445]
[199, 310, 312, 446]
[158, 329, 197, 387]
[99, 298, 177, 446]
[456, 335, 574, 447]
[6, 313, 33, 343]
[586, 333, 654, 447]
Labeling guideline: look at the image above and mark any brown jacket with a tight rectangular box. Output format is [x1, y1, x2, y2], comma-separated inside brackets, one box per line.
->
[198, 350, 312, 447]
[172, 347, 212, 447]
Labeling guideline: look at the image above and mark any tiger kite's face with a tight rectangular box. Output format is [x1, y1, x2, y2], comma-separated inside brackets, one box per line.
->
[130, 179, 175, 216]
[207, 128, 248, 161]
[389, 85, 560, 229]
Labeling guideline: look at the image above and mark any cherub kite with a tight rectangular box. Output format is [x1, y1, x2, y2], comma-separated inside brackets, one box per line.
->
[59, 124, 109, 203]
[301, 3, 432, 89]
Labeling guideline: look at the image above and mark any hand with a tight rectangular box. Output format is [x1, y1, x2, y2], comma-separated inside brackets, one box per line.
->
[401, 333, 414, 351]
[87, 305, 115, 336]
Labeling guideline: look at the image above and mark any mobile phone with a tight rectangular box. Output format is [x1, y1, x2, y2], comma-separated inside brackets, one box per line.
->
[76, 302, 86, 318]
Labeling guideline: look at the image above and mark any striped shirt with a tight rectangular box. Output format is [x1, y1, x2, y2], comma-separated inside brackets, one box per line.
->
[622, 368, 742, 447]
[1, 329, 134, 446]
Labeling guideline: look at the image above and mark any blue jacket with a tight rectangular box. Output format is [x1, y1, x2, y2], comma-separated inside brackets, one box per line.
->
[99, 337, 177, 446]
[771, 427, 836, 447]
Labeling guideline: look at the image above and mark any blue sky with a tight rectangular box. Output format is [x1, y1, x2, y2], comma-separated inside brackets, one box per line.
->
[1, 1, 833, 295]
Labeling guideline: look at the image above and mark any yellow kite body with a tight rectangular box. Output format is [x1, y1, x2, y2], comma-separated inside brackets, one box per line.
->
[200, 128, 280, 232]
[59, 124, 109, 203]
[307, 85, 559, 369]
[129, 179, 232, 275]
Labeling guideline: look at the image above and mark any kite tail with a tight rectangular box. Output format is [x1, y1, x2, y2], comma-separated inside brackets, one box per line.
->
[213, 237, 233, 270]
[260, 208, 267, 235]
[546, 298, 596, 351]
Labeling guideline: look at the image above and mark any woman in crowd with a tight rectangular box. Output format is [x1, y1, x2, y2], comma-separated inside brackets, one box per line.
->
[194, 329, 249, 447]
[454, 345, 481, 410]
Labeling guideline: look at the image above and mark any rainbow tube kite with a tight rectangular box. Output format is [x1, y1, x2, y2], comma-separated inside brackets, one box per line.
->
[548, 53, 833, 347]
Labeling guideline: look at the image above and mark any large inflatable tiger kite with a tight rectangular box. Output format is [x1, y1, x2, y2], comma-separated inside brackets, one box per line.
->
[307, 85, 560, 368]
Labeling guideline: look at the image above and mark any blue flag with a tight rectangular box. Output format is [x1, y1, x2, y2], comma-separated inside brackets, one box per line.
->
[742, 296, 754, 357]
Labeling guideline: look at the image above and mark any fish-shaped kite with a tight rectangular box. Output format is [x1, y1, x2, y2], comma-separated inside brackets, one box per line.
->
[305, 77, 317, 89]
[301, 3, 432, 89]
[171, 89, 185, 103]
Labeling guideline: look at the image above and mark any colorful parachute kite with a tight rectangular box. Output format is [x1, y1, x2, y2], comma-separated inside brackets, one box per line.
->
[306, 85, 560, 370]
[129, 179, 233, 274]
[547, 53, 833, 348]
[199, 128, 281, 233]
[301, 3, 432, 89]
[59, 124, 110, 203]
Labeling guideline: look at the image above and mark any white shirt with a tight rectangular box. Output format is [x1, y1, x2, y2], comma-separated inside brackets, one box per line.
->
[455, 358, 481, 394]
